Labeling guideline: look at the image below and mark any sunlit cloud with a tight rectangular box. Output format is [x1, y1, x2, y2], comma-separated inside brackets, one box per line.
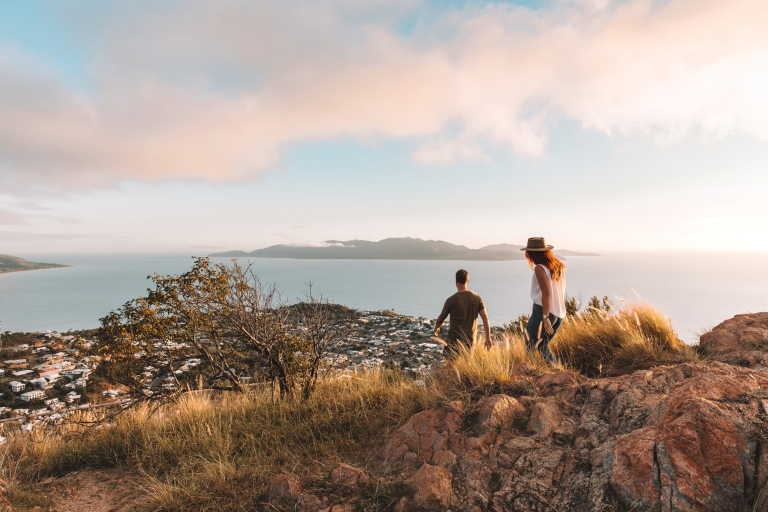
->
[1, 0, 766, 191]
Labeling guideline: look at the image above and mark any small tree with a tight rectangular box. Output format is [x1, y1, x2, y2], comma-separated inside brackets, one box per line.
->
[587, 295, 613, 313]
[504, 314, 531, 337]
[565, 295, 582, 317]
[292, 288, 357, 399]
[97, 258, 356, 402]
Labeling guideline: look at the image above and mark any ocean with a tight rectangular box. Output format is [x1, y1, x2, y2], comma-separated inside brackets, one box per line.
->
[0, 252, 766, 343]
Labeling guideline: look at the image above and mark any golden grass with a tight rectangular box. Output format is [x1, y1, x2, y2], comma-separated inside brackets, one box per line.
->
[1, 371, 443, 511]
[551, 301, 697, 376]
[442, 335, 540, 399]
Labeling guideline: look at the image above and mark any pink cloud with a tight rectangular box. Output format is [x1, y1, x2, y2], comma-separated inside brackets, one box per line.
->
[1, 0, 766, 190]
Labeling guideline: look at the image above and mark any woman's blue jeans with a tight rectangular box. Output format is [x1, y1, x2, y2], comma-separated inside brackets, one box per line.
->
[525, 303, 562, 364]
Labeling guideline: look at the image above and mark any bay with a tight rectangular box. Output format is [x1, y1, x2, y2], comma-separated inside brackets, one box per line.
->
[0, 252, 766, 343]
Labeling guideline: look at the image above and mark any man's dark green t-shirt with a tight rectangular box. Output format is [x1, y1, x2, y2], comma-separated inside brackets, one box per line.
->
[437, 291, 486, 345]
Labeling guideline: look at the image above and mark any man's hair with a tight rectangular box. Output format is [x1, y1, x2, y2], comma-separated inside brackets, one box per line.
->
[455, 269, 469, 284]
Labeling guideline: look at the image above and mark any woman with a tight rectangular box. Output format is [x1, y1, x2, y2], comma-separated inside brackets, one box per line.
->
[521, 237, 566, 364]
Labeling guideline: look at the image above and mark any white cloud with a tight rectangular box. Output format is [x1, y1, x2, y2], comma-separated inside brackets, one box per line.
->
[1, 0, 767, 190]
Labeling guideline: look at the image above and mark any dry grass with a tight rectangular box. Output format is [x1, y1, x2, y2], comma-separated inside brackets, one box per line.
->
[441, 336, 542, 399]
[1, 371, 443, 511]
[551, 301, 697, 376]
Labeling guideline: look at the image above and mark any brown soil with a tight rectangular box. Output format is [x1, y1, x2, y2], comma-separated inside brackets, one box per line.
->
[30, 469, 140, 512]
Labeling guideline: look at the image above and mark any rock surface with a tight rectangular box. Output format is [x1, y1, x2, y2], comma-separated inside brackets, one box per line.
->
[267, 473, 303, 502]
[331, 463, 373, 487]
[371, 313, 768, 511]
[700, 312, 768, 366]
[403, 463, 457, 510]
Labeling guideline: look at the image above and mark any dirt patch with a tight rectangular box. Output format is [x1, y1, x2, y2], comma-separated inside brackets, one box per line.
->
[31, 469, 141, 512]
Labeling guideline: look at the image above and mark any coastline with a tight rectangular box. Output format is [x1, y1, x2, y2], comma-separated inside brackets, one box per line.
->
[0, 264, 70, 275]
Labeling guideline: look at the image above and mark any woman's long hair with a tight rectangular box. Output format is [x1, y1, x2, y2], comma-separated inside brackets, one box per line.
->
[525, 250, 565, 281]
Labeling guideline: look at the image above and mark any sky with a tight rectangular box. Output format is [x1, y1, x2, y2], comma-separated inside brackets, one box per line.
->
[1, 0, 767, 254]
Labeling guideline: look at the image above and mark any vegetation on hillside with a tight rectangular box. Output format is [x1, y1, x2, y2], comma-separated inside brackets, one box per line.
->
[2, 372, 442, 511]
[98, 258, 357, 401]
[0, 254, 67, 274]
[1, 295, 698, 510]
[551, 301, 696, 376]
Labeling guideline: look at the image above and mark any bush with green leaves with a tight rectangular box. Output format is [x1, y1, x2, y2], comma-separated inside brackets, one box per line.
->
[98, 257, 356, 401]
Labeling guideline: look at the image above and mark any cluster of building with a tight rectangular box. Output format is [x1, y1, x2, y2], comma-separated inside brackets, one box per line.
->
[0, 311, 460, 437]
[0, 331, 98, 430]
[103, 312, 450, 397]
[324, 312, 447, 373]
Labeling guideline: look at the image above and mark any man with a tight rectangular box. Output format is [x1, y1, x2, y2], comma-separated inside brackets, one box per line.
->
[433, 269, 491, 359]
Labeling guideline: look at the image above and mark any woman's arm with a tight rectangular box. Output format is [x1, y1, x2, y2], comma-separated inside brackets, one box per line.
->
[534, 266, 555, 335]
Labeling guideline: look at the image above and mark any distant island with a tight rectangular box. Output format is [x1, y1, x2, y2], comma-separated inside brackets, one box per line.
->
[0, 254, 69, 274]
[209, 237, 599, 260]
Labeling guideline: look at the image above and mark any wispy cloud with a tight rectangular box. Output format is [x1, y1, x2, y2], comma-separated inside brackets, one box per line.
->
[1, 0, 766, 190]
[0, 231, 131, 241]
[0, 209, 26, 225]
[189, 244, 225, 249]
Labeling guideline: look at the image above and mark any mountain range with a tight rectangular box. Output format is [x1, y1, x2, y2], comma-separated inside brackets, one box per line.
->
[209, 238, 599, 260]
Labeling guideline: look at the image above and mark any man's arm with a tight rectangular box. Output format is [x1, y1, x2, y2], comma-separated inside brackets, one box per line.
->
[534, 266, 555, 335]
[478, 309, 491, 348]
[433, 299, 451, 336]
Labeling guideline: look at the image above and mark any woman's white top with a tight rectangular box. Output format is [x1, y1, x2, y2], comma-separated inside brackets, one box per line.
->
[530, 264, 567, 318]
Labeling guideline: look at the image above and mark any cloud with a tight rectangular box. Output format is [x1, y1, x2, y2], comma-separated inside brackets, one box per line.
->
[1, 0, 767, 190]
[0, 231, 129, 241]
[0, 209, 26, 225]
[0, 198, 80, 225]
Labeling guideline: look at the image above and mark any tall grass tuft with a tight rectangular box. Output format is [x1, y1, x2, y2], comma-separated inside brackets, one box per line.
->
[442, 335, 540, 399]
[551, 301, 696, 376]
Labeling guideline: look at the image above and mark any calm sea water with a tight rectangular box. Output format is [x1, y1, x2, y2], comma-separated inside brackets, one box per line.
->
[0, 252, 766, 343]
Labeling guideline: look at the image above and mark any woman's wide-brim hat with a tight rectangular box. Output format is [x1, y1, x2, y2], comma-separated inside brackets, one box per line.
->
[520, 237, 554, 251]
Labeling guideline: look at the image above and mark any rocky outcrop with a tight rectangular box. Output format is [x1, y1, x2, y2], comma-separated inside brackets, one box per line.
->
[378, 400, 466, 467]
[701, 312, 768, 366]
[404, 463, 457, 510]
[371, 314, 768, 511]
[610, 366, 766, 511]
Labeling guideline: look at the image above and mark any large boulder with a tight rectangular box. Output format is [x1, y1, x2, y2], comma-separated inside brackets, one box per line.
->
[474, 394, 525, 436]
[377, 401, 464, 465]
[701, 312, 768, 366]
[610, 367, 768, 511]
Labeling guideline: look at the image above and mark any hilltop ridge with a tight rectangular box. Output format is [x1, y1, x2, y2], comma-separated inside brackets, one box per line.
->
[3, 311, 767, 511]
[209, 237, 599, 260]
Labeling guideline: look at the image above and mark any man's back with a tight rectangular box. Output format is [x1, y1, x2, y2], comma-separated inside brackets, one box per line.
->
[438, 291, 485, 344]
